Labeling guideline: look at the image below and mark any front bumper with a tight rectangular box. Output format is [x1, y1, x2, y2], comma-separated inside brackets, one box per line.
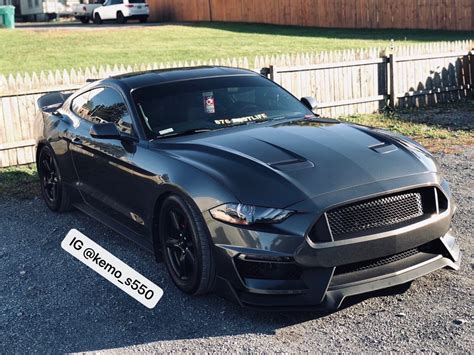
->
[208, 187, 461, 310]
[213, 231, 460, 310]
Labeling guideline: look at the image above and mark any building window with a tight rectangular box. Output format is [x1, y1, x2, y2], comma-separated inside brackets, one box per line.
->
[34, 0, 38, 6]
[28, 0, 32, 8]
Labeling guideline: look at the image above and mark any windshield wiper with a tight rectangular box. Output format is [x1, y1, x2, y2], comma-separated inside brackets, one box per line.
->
[158, 128, 214, 138]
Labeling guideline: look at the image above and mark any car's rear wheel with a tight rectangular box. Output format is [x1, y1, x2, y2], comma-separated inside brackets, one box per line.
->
[116, 11, 126, 24]
[93, 13, 102, 24]
[79, 16, 89, 24]
[37, 146, 72, 212]
[159, 195, 216, 295]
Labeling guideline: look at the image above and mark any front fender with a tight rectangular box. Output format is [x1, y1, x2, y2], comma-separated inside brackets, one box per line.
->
[132, 145, 239, 233]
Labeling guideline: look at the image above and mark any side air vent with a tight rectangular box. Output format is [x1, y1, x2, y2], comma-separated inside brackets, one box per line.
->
[235, 256, 302, 280]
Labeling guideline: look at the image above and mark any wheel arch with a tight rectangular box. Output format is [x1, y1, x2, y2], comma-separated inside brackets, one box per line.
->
[35, 140, 50, 169]
[151, 189, 174, 260]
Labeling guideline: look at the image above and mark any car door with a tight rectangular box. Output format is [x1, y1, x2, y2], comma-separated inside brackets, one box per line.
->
[68, 87, 147, 234]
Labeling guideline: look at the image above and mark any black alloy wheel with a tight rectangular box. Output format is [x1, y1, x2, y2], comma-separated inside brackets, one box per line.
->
[37, 146, 71, 212]
[165, 208, 196, 281]
[159, 195, 215, 295]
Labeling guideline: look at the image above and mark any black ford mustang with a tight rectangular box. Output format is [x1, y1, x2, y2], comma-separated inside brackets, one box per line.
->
[35, 67, 460, 310]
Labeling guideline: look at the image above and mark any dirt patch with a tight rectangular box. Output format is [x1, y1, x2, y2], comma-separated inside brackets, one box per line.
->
[342, 101, 474, 154]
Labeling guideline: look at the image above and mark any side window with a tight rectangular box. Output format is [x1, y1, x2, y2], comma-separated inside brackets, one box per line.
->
[87, 88, 133, 134]
[110, 0, 123, 4]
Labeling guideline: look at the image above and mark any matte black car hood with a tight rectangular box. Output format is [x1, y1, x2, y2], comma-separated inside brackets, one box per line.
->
[154, 120, 437, 208]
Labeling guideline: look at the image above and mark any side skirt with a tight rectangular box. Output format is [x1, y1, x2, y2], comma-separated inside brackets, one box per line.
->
[73, 202, 154, 253]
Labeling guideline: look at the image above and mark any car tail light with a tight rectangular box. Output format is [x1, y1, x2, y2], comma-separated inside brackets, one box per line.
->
[82, 6, 87, 11]
[145, 4, 149, 7]
[125, 4, 134, 7]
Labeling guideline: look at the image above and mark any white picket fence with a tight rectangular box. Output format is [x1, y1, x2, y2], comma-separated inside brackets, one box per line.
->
[0, 40, 472, 168]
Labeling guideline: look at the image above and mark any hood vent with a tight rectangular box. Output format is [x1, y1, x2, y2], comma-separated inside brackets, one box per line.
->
[370, 142, 398, 154]
[268, 159, 315, 172]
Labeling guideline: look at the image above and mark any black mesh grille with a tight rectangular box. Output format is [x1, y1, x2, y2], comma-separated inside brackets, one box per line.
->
[327, 192, 424, 238]
[334, 248, 420, 275]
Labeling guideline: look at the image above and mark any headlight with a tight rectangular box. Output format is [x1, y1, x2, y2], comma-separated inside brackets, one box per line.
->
[210, 203, 293, 225]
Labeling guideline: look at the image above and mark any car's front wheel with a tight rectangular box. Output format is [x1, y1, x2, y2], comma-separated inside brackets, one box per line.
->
[159, 195, 216, 295]
[93, 13, 102, 24]
[37, 146, 72, 212]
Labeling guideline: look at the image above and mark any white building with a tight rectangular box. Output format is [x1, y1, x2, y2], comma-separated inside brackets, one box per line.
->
[17, 0, 79, 20]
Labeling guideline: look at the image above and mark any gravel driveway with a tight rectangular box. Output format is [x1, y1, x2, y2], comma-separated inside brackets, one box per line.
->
[1, 150, 472, 353]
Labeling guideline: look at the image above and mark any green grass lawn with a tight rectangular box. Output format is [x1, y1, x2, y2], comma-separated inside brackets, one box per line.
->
[1, 22, 472, 75]
[0, 164, 39, 199]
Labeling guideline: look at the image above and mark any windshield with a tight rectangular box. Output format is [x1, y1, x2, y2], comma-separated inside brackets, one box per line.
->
[132, 75, 313, 138]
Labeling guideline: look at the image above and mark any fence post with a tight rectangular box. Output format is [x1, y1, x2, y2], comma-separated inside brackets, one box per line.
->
[388, 54, 397, 109]
[260, 66, 275, 81]
[470, 42, 474, 99]
[469, 51, 473, 100]
[208, 0, 213, 21]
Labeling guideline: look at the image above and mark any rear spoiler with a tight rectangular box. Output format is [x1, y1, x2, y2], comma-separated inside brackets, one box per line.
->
[37, 79, 98, 113]
[37, 91, 72, 113]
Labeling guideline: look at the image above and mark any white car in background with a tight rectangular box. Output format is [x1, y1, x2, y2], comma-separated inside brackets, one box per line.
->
[92, 0, 149, 24]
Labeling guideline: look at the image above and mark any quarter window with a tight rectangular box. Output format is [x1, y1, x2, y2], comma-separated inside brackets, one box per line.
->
[71, 91, 92, 119]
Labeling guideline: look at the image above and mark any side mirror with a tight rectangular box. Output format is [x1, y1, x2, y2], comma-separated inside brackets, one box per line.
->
[301, 96, 318, 111]
[90, 122, 121, 139]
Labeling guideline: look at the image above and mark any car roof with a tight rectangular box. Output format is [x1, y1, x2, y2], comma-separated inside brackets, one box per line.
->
[103, 66, 260, 91]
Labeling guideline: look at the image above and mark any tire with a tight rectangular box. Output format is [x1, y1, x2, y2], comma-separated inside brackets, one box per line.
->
[159, 194, 216, 295]
[79, 17, 89, 24]
[37, 146, 72, 212]
[93, 13, 102, 24]
[116, 11, 126, 24]
[139, 16, 147, 23]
